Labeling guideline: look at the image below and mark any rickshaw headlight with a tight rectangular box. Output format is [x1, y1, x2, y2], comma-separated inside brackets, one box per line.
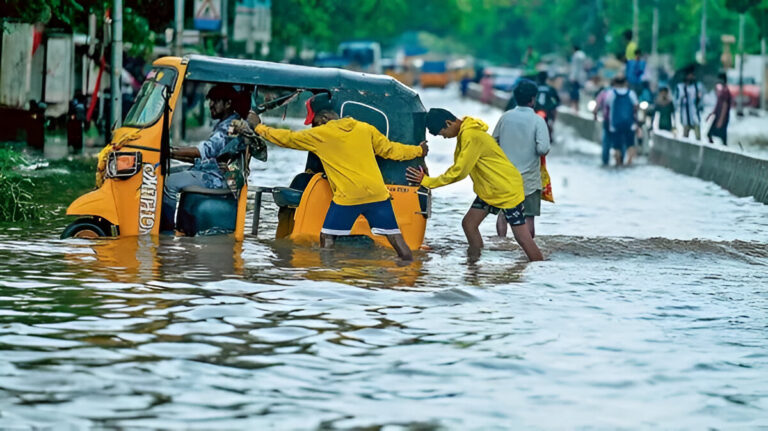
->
[587, 100, 597, 112]
[106, 151, 142, 179]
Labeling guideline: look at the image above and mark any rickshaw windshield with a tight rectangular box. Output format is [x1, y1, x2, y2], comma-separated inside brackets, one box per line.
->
[123, 67, 178, 128]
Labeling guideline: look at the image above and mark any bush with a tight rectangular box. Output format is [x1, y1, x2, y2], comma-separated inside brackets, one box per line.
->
[0, 147, 44, 222]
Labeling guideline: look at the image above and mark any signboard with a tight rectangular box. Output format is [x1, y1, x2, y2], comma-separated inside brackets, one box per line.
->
[194, 0, 222, 31]
[233, 0, 271, 44]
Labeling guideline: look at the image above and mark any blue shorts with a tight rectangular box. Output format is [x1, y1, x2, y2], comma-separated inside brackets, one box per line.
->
[321, 199, 401, 236]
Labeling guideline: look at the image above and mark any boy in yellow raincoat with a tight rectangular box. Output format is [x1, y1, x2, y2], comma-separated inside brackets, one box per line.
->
[239, 93, 428, 261]
[405, 109, 543, 261]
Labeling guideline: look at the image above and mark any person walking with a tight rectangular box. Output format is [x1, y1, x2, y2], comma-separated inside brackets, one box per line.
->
[405, 109, 543, 262]
[595, 78, 617, 166]
[605, 76, 638, 166]
[534, 71, 561, 140]
[707, 73, 732, 146]
[653, 86, 676, 132]
[492, 80, 550, 239]
[675, 66, 703, 140]
[569, 45, 587, 110]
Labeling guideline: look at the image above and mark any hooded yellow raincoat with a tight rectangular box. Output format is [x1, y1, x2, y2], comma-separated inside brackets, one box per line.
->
[421, 117, 524, 208]
[255, 118, 423, 206]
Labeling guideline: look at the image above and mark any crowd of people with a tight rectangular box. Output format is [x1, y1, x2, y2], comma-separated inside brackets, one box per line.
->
[565, 30, 735, 166]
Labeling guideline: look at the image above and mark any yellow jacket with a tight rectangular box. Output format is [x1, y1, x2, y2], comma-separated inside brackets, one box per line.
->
[421, 117, 524, 208]
[255, 118, 423, 206]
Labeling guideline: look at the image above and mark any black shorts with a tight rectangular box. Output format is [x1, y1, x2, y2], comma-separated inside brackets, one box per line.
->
[471, 196, 526, 226]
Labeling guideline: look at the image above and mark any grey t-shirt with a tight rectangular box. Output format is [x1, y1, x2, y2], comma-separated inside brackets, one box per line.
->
[492, 106, 551, 196]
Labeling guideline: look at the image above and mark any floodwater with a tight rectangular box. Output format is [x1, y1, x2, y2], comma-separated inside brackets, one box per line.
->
[1, 88, 767, 429]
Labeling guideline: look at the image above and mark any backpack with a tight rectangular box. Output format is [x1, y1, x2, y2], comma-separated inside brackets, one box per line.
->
[535, 85, 558, 112]
[611, 89, 634, 132]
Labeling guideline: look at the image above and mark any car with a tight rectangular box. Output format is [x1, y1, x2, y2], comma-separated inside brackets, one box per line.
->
[727, 75, 760, 108]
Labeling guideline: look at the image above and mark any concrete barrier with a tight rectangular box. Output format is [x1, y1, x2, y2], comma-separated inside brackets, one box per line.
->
[466, 82, 511, 111]
[555, 109, 603, 144]
[650, 132, 768, 204]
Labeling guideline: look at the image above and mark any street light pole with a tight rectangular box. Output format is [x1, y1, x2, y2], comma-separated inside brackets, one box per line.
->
[173, 0, 184, 144]
[651, 2, 659, 88]
[111, 0, 123, 129]
[700, 0, 707, 62]
[738, 12, 746, 116]
[633, 0, 639, 47]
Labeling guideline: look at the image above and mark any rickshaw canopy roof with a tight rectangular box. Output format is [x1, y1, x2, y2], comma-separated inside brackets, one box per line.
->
[183, 55, 416, 97]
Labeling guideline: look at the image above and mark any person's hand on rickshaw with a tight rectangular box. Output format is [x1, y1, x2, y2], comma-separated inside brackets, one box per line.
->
[405, 166, 425, 185]
[419, 140, 429, 157]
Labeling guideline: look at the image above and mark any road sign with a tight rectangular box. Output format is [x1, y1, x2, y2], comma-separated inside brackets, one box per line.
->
[233, 0, 271, 48]
[194, 0, 222, 31]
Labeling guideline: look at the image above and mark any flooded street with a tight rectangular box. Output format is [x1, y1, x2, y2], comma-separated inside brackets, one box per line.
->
[1, 88, 767, 429]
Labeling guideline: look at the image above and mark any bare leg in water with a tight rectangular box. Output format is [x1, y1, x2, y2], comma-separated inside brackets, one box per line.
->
[385, 233, 413, 261]
[321, 232, 413, 261]
[498, 213, 536, 238]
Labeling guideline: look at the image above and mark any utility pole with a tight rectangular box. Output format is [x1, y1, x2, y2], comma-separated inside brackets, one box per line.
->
[173, 0, 184, 144]
[700, 0, 707, 63]
[651, 2, 659, 88]
[220, 0, 228, 53]
[738, 12, 746, 116]
[633, 0, 639, 47]
[111, 0, 123, 129]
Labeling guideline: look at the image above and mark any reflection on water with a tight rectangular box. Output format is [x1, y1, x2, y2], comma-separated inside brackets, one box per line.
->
[0, 89, 767, 428]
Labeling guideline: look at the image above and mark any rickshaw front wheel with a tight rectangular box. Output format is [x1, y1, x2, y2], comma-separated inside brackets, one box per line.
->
[61, 218, 110, 239]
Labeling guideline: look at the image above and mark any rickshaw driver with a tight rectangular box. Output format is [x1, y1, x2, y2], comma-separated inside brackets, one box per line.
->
[236, 93, 428, 261]
[160, 84, 242, 231]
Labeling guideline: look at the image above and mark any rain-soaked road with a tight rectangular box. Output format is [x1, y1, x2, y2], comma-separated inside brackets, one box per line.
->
[0, 87, 767, 429]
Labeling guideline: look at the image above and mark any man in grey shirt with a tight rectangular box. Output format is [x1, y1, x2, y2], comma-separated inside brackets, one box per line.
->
[492, 80, 551, 238]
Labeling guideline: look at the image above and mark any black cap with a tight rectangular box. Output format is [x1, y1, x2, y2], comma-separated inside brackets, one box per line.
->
[426, 108, 457, 135]
[305, 93, 334, 125]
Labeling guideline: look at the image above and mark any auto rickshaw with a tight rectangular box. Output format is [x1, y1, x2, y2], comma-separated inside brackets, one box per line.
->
[62, 55, 431, 251]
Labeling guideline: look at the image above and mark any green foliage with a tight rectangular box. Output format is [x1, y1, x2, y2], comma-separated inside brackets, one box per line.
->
[0, 148, 42, 223]
[268, 0, 766, 67]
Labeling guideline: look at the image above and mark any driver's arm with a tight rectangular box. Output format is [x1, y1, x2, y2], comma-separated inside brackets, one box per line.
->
[170, 146, 200, 163]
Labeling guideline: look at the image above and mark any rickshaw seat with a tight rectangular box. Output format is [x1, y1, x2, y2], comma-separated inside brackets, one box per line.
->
[179, 185, 234, 196]
[272, 187, 303, 208]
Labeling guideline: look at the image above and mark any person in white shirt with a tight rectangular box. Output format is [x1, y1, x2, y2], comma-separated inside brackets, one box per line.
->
[675, 67, 703, 140]
[492, 80, 551, 239]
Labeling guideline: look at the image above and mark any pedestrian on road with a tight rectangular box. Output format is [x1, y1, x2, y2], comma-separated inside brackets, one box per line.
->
[243, 93, 428, 261]
[492, 80, 550, 240]
[707, 72, 732, 146]
[569, 45, 587, 110]
[626, 49, 646, 94]
[675, 66, 703, 140]
[605, 76, 639, 166]
[534, 71, 561, 140]
[623, 30, 637, 63]
[595, 78, 617, 166]
[405, 109, 543, 262]
[480, 70, 494, 108]
[653, 86, 676, 132]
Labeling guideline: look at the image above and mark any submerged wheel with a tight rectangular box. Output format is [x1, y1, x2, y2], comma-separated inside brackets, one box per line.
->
[61, 218, 110, 239]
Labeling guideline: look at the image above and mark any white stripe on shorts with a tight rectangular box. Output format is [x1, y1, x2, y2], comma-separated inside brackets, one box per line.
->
[320, 228, 352, 236]
[370, 228, 401, 235]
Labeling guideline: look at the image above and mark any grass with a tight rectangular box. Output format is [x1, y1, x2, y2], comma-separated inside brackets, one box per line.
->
[0, 143, 96, 225]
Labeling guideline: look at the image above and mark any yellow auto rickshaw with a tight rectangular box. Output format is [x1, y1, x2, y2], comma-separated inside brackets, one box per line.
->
[62, 55, 431, 250]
